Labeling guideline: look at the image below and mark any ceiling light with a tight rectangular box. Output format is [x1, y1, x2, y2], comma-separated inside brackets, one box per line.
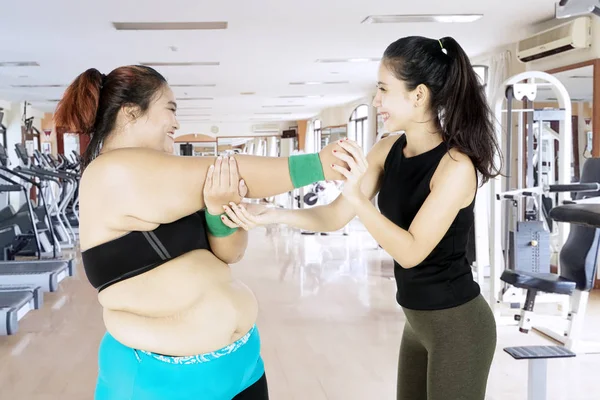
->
[113, 22, 228, 31]
[240, 92, 256, 95]
[0, 61, 40, 67]
[171, 84, 216, 87]
[177, 97, 214, 101]
[569, 75, 593, 79]
[289, 81, 348, 85]
[361, 14, 483, 24]
[11, 84, 66, 88]
[141, 62, 220, 67]
[316, 58, 379, 63]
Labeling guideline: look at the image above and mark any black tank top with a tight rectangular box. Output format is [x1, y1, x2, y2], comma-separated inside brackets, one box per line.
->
[81, 211, 211, 292]
[377, 135, 480, 310]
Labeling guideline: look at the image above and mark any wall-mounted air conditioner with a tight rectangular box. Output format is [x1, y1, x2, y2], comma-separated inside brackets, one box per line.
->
[252, 123, 280, 134]
[517, 16, 592, 63]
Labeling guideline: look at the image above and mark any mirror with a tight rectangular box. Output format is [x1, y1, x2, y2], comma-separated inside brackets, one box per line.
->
[536, 64, 594, 182]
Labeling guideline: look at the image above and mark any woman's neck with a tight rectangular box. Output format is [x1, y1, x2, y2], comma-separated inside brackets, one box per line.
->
[402, 125, 443, 158]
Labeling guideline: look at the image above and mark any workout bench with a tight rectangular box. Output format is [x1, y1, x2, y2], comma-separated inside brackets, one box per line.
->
[504, 345, 575, 400]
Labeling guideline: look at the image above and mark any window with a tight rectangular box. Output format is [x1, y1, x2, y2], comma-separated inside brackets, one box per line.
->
[473, 65, 488, 90]
[349, 104, 369, 149]
[313, 119, 322, 151]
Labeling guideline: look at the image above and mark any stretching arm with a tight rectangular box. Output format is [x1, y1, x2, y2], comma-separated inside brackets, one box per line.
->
[258, 136, 399, 232]
[84, 142, 348, 227]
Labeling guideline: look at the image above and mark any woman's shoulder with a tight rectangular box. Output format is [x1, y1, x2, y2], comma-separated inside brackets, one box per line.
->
[369, 133, 404, 166]
[433, 147, 477, 187]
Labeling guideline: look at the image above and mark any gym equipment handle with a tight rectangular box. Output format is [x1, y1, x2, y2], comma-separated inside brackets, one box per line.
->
[548, 183, 600, 193]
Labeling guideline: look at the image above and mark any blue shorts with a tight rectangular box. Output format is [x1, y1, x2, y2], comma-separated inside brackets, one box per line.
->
[95, 325, 265, 400]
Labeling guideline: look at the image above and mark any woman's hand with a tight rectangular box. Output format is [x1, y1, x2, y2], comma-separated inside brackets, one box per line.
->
[319, 141, 351, 181]
[222, 203, 277, 231]
[331, 139, 369, 208]
[203, 156, 247, 215]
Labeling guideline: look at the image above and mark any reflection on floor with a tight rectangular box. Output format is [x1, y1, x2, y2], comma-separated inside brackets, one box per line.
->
[0, 221, 599, 399]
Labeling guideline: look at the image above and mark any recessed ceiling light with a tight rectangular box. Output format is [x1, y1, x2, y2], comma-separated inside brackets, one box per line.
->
[177, 97, 214, 101]
[240, 92, 256, 95]
[569, 75, 593, 79]
[113, 22, 228, 31]
[171, 84, 216, 87]
[141, 62, 220, 67]
[11, 84, 66, 88]
[0, 61, 40, 67]
[289, 81, 348, 85]
[361, 14, 483, 24]
[316, 58, 379, 63]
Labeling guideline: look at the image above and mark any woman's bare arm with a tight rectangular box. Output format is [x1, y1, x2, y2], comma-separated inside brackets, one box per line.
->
[84, 142, 348, 227]
[243, 136, 400, 232]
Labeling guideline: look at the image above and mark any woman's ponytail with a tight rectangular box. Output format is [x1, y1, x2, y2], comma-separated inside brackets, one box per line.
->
[437, 37, 501, 184]
[54, 68, 103, 135]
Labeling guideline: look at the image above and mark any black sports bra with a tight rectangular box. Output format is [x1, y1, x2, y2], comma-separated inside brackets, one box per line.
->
[81, 210, 211, 292]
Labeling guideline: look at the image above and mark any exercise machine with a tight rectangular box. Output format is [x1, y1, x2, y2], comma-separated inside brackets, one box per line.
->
[486, 71, 574, 320]
[500, 158, 600, 354]
[503, 197, 600, 399]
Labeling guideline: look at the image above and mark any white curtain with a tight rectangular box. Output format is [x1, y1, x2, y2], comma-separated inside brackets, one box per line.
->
[487, 50, 511, 106]
[474, 50, 511, 279]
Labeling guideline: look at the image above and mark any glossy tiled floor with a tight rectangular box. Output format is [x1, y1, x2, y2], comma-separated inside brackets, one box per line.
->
[1, 222, 599, 399]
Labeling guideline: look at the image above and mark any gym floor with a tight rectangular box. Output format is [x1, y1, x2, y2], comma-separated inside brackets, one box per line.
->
[0, 222, 598, 400]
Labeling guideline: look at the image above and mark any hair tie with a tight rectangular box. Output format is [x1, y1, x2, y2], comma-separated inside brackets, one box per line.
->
[100, 73, 107, 89]
[438, 39, 447, 55]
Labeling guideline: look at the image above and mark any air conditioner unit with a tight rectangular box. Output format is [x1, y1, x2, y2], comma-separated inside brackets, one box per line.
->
[252, 123, 280, 134]
[517, 16, 592, 63]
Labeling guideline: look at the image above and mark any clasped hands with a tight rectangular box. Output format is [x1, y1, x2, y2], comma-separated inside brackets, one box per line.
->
[202, 139, 368, 231]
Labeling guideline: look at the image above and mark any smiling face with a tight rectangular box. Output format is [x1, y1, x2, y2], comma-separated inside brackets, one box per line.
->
[372, 62, 424, 134]
[127, 85, 180, 153]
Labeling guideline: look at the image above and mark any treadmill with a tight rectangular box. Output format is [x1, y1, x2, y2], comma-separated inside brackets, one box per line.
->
[0, 145, 74, 293]
[0, 284, 43, 335]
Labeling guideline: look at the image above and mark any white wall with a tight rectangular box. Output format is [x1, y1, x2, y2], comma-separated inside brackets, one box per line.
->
[175, 121, 291, 139]
[316, 94, 378, 153]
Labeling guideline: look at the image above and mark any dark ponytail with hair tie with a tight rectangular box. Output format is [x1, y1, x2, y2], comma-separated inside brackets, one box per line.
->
[382, 36, 502, 185]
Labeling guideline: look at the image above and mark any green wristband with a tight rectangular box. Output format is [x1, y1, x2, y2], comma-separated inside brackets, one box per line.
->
[205, 211, 238, 237]
[288, 153, 326, 188]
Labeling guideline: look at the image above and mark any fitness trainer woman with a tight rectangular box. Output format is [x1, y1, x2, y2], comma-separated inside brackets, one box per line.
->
[223, 36, 500, 400]
[54, 65, 348, 399]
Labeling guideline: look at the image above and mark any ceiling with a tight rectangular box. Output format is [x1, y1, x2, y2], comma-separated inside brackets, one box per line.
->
[536, 65, 594, 102]
[0, 0, 556, 133]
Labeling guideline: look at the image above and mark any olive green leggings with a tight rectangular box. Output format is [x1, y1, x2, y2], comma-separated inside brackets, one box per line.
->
[397, 295, 497, 400]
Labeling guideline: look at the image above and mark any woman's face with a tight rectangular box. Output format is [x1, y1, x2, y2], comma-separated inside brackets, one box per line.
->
[372, 62, 426, 134]
[129, 85, 180, 153]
